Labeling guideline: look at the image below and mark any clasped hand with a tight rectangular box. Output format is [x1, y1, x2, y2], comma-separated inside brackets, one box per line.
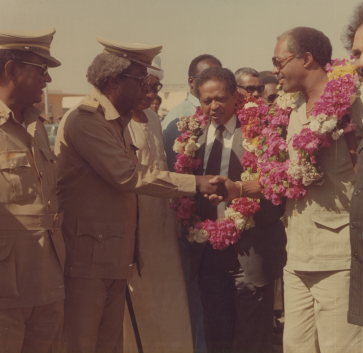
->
[195, 175, 241, 206]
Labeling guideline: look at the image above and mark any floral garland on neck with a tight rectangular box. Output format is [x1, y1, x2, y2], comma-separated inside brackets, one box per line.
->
[241, 58, 360, 205]
[170, 58, 360, 250]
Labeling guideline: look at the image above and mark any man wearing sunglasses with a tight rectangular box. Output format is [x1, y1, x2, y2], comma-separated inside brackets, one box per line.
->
[0, 28, 65, 352]
[55, 38, 230, 352]
[211, 26, 363, 353]
[234, 67, 264, 99]
[259, 71, 279, 105]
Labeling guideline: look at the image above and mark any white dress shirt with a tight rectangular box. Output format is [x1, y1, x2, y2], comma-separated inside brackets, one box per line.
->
[203, 114, 237, 220]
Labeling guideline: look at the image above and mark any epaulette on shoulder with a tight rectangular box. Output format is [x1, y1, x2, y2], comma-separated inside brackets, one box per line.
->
[77, 98, 100, 113]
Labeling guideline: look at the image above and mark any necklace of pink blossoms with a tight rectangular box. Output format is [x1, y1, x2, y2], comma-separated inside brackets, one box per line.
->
[170, 58, 360, 251]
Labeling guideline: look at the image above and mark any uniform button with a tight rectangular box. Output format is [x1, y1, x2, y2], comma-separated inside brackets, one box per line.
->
[351, 222, 356, 229]
[39, 172, 43, 178]
[98, 234, 103, 239]
[353, 254, 358, 261]
[355, 190, 361, 196]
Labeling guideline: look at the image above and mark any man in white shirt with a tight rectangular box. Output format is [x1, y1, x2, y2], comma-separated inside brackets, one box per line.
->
[191, 67, 286, 353]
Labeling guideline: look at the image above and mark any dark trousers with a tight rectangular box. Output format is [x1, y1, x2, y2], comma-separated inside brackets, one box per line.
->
[198, 244, 274, 353]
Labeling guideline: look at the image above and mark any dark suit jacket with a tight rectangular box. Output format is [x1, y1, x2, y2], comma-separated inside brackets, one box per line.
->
[190, 119, 287, 287]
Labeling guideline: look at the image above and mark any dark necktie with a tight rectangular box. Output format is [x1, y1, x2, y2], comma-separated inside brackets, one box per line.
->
[200, 125, 225, 221]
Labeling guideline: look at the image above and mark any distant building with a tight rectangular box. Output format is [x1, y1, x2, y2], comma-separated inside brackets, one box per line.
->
[36, 85, 190, 123]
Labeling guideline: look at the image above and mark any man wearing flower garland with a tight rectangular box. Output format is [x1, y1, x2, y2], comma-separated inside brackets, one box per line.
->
[190, 66, 287, 353]
[211, 26, 363, 352]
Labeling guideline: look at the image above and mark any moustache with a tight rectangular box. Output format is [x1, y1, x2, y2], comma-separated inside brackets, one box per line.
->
[276, 75, 285, 80]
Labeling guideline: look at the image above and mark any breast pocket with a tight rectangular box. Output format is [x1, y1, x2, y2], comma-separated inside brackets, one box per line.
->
[39, 147, 58, 192]
[0, 152, 38, 203]
[74, 219, 127, 268]
[318, 138, 351, 170]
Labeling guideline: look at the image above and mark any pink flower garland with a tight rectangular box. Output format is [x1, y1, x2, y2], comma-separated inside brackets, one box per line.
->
[170, 58, 359, 249]
[170, 99, 260, 250]
[240, 58, 360, 205]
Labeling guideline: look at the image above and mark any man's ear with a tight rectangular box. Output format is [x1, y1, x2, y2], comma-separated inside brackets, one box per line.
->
[233, 90, 239, 105]
[4, 60, 17, 80]
[188, 76, 194, 89]
[303, 52, 314, 68]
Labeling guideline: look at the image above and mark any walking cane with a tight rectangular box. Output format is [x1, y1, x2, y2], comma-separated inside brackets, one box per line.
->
[126, 285, 144, 353]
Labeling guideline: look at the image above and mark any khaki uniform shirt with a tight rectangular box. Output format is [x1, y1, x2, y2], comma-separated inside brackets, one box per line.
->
[55, 88, 196, 280]
[0, 101, 65, 309]
[285, 94, 363, 271]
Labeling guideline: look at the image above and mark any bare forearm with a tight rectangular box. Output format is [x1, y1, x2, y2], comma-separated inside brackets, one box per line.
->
[241, 180, 264, 199]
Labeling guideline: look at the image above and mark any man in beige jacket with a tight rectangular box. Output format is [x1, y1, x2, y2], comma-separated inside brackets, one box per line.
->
[0, 28, 65, 352]
[55, 37, 228, 352]
[212, 27, 363, 352]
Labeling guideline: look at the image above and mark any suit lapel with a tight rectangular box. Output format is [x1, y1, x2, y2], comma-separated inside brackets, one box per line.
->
[196, 121, 210, 176]
[228, 119, 245, 182]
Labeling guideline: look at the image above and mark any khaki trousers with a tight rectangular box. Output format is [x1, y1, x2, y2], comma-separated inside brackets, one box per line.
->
[63, 277, 126, 353]
[284, 267, 363, 353]
[0, 300, 63, 353]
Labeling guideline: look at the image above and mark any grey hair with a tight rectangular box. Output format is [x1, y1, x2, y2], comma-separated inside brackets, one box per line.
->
[234, 67, 260, 81]
[87, 53, 132, 92]
[277, 27, 332, 68]
[342, 2, 363, 51]
[0, 50, 36, 76]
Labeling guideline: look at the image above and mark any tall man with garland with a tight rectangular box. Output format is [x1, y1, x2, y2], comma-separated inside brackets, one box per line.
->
[55, 37, 227, 352]
[211, 27, 363, 352]
[191, 66, 287, 353]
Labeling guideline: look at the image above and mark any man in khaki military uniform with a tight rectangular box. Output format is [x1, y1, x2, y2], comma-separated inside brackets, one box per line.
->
[55, 37, 228, 352]
[0, 28, 65, 352]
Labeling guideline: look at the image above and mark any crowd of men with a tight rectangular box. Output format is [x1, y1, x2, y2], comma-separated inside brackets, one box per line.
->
[3, 2, 363, 353]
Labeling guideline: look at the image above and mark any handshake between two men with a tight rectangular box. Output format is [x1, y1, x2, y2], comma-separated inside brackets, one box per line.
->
[194, 175, 264, 205]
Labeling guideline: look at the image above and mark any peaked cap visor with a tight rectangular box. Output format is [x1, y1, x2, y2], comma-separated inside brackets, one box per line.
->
[97, 36, 162, 71]
[0, 27, 61, 67]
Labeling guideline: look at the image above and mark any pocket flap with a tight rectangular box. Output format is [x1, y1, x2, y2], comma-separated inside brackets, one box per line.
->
[39, 147, 58, 162]
[0, 236, 13, 261]
[311, 213, 349, 229]
[77, 219, 124, 242]
[0, 152, 30, 170]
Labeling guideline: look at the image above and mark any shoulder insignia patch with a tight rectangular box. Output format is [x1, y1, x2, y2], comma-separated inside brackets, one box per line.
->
[78, 98, 100, 112]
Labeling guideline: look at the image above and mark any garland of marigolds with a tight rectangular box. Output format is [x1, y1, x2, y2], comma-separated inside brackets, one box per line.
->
[170, 58, 360, 250]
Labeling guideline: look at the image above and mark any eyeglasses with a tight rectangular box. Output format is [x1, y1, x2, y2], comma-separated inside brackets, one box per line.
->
[151, 82, 163, 93]
[16, 61, 48, 76]
[267, 93, 279, 103]
[272, 55, 296, 70]
[122, 73, 151, 87]
[237, 85, 265, 94]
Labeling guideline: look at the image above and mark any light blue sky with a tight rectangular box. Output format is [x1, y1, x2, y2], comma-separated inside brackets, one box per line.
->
[2, 0, 362, 94]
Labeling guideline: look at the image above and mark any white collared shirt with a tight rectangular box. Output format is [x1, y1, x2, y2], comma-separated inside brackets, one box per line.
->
[203, 114, 237, 220]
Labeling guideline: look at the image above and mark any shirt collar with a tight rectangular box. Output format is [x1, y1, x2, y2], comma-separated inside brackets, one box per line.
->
[187, 93, 200, 108]
[90, 88, 133, 129]
[0, 99, 40, 126]
[210, 114, 237, 135]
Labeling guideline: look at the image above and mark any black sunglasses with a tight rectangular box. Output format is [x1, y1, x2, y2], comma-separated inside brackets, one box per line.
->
[151, 82, 163, 93]
[238, 85, 265, 94]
